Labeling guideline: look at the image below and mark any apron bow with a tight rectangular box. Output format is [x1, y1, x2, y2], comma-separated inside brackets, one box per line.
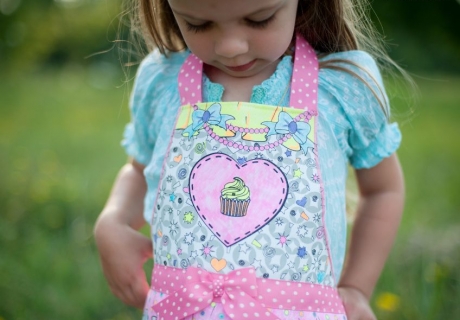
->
[262, 111, 314, 154]
[152, 267, 280, 320]
[183, 103, 234, 139]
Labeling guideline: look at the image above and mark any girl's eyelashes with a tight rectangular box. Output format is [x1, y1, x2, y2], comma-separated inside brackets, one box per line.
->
[184, 14, 276, 33]
[245, 14, 276, 29]
[185, 21, 212, 33]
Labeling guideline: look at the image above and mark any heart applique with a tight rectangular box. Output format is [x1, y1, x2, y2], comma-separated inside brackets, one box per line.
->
[189, 153, 288, 247]
[296, 196, 307, 207]
[173, 154, 183, 163]
[210, 258, 227, 272]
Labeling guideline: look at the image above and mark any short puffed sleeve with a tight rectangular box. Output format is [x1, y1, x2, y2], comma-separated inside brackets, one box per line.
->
[319, 51, 401, 169]
[122, 50, 188, 165]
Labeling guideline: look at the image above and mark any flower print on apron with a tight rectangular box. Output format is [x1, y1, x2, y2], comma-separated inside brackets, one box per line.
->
[143, 35, 348, 320]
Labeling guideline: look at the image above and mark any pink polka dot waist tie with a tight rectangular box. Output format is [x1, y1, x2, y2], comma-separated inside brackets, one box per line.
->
[152, 265, 345, 320]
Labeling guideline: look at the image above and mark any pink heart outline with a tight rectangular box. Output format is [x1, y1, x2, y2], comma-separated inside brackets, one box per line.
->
[189, 153, 289, 247]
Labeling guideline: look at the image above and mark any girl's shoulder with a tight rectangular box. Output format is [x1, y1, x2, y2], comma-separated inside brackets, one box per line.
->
[318, 50, 387, 110]
[317, 51, 401, 169]
[135, 49, 189, 87]
[319, 50, 384, 88]
[130, 49, 189, 111]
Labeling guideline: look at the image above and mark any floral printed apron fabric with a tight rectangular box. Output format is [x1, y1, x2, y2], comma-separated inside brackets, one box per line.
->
[143, 35, 347, 320]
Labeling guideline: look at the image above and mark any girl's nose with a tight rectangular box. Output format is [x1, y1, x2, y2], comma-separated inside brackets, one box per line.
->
[214, 31, 249, 59]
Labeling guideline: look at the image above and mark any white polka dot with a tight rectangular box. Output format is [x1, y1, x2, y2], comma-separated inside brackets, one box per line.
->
[243, 313, 248, 317]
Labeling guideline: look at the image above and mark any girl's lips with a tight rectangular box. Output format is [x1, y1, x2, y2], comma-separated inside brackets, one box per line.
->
[225, 60, 256, 72]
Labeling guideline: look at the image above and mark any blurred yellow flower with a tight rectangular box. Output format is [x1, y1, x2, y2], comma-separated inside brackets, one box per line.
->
[376, 292, 400, 312]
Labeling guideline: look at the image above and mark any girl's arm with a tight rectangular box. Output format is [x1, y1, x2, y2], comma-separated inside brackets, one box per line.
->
[94, 159, 152, 309]
[338, 153, 405, 319]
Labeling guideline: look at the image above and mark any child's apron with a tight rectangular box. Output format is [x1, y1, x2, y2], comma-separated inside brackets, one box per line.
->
[143, 35, 347, 320]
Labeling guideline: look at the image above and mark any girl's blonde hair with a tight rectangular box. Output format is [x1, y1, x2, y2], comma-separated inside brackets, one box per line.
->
[134, 0, 372, 53]
[125, 0, 413, 117]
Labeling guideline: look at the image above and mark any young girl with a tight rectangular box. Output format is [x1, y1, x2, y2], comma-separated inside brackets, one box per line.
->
[95, 0, 405, 319]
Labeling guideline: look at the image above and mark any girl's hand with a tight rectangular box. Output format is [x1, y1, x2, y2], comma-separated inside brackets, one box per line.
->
[338, 286, 377, 320]
[95, 213, 153, 309]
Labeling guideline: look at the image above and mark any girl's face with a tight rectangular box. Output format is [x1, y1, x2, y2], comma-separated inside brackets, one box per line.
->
[168, 0, 298, 80]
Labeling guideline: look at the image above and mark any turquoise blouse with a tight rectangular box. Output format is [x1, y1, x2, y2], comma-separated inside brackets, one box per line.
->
[122, 49, 401, 279]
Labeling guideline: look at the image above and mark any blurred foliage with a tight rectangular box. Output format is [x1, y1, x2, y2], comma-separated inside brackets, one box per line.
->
[0, 0, 125, 73]
[371, 0, 460, 73]
[0, 0, 459, 73]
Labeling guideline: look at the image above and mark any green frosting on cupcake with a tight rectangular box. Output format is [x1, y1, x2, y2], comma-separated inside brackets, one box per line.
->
[221, 177, 250, 201]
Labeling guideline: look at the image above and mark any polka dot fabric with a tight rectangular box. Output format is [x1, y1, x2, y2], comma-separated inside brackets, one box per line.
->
[145, 265, 346, 320]
[290, 34, 318, 113]
[178, 54, 203, 106]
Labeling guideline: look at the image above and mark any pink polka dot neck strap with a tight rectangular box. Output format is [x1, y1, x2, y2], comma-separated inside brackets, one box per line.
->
[178, 34, 319, 114]
[145, 35, 347, 320]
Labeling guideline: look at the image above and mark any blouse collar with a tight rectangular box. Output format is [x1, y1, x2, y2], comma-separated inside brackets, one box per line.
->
[202, 55, 292, 106]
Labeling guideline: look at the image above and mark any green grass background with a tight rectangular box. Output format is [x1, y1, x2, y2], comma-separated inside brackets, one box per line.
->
[0, 67, 459, 319]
